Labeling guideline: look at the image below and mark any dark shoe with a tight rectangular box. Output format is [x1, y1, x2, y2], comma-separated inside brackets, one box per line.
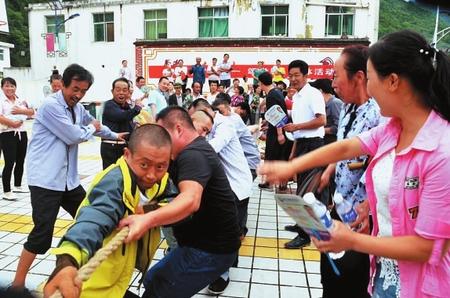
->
[284, 235, 310, 249]
[258, 182, 270, 189]
[284, 224, 301, 233]
[208, 277, 230, 295]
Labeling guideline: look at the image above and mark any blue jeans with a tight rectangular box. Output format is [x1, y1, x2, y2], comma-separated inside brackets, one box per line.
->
[372, 263, 400, 298]
[142, 246, 238, 298]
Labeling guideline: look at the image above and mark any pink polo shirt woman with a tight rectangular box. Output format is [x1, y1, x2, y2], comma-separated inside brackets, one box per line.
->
[358, 110, 450, 298]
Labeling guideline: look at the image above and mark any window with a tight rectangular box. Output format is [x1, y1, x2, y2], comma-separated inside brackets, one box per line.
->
[0, 49, 4, 61]
[325, 6, 354, 37]
[46, 15, 65, 33]
[93, 12, 114, 42]
[261, 5, 288, 37]
[144, 10, 167, 40]
[198, 7, 228, 38]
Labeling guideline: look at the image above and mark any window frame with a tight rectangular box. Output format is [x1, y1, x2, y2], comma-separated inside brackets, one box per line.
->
[92, 12, 115, 42]
[260, 5, 289, 37]
[144, 9, 168, 40]
[198, 6, 229, 38]
[0, 49, 4, 61]
[46, 15, 65, 34]
[325, 6, 355, 37]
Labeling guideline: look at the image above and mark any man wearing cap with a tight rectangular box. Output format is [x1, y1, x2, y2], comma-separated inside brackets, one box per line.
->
[168, 83, 185, 107]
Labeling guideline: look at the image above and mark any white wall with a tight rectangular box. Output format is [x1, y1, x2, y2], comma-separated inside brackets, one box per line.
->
[13, 0, 378, 103]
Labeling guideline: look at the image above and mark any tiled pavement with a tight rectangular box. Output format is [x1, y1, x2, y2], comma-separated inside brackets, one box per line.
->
[0, 126, 323, 297]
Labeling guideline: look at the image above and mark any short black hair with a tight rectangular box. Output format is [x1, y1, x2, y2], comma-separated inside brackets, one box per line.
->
[156, 106, 196, 131]
[236, 101, 251, 117]
[128, 123, 172, 153]
[258, 72, 272, 86]
[192, 81, 201, 88]
[136, 76, 145, 83]
[62, 64, 94, 88]
[288, 60, 309, 75]
[190, 98, 211, 111]
[159, 76, 169, 83]
[212, 96, 230, 109]
[1, 77, 16, 88]
[50, 73, 62, 83]
[112, 78, 130, 90]
[341, 45, 369, 78]
[215, 92, 231, 104]
[310, 79, 334, 94]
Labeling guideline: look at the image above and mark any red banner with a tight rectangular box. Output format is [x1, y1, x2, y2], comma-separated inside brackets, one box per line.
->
[45, 33, 55, 53]
[149, 64, 334, 81]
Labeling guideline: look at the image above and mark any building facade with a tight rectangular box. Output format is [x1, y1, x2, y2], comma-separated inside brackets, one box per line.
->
[0, 0, 13, 75]
[6, 0, 378, 104]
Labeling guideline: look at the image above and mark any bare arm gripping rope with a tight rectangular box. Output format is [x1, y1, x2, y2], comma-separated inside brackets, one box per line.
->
[49, 226, 130, 298]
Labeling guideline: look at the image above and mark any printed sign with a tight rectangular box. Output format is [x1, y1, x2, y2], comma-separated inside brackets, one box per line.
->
[275, 192, 331, 241]
[265, 104, 289, 128]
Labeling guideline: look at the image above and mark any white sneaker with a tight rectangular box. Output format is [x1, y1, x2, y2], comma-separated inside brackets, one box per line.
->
[13, 186, 29, 193]
[3, 192, 17, 201]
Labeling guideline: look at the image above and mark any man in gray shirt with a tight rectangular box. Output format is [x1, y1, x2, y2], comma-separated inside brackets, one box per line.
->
[11, 64, 124, 291]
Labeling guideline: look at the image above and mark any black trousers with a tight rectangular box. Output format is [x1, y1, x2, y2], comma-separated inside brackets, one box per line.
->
[25, 185, 85, 254]
[320, 209, 370, 298]
[1, 131, 27, 192]
[100, 142, 126, 170]
[294, 137, 324, 241]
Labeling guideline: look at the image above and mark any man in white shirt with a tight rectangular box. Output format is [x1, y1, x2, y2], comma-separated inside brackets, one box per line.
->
[207, 57, 220, 86]
[119, 59, 132, 81]
[282, 60, 326, 249]
[131, 76, 148, 104]
[206, 81, 219, 104]
[218, 53, 232, 88]
[191, 81, 203, 100]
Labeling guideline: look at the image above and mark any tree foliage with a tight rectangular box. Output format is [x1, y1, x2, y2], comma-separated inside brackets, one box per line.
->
[379, 0, 450, 49]
[0, 0, 44, 66]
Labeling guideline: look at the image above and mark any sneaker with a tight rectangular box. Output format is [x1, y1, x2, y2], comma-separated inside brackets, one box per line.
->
[13, 186, 29, 193]
[2, 192, 17, 201]
[208, 277, 230, 295]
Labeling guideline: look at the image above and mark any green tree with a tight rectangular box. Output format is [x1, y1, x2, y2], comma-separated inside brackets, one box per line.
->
[379, 0, 450, 49]
[1, 1, 53, 67]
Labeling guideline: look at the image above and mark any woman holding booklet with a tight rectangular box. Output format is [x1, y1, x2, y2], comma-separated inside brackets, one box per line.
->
[259, 30, 450, 298]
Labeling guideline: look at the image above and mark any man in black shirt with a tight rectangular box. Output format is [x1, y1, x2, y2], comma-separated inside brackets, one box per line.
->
[101, 78, 141, 169]
[119, 106, 240, 298]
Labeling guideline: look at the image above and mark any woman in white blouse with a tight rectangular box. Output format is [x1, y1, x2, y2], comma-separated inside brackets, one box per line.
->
[0, 77, 34, 200]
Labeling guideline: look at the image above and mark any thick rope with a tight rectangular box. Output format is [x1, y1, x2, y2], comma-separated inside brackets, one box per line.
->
[49, 226, 130, 298]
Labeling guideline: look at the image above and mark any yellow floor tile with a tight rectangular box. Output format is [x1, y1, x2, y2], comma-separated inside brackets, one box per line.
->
[54, 229, 68, 237]
[54, 219, 72, 228]
[279, 248, 303, 260]
[278, 239, 290, 248]
[241, 236, 255, 246]
[1, 222, 26, 232]
[302, 249, 321, 261]
[16, 224, 34, 234]
[239, 245, 254, 257]
[0, 214, 22, 221]
[255, 237, 278, 248]
[12, 216, 33, 224]
[254, 246, 277, 258]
